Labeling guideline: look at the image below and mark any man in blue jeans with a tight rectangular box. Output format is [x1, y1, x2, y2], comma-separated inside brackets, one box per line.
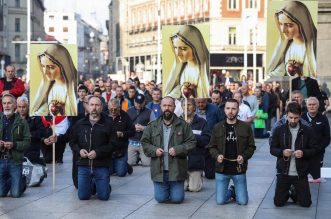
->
[71, 96, 113, 200]
[208, 99, 256, 205]
[0, 94, 31, 198]
[141, 97, 196, 203]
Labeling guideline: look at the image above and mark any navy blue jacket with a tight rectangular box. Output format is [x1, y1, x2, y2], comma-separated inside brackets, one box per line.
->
[187, 115, 211, 170]
[199, 103, 224, 131]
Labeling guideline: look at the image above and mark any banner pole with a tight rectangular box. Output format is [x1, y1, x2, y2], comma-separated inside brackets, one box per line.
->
[52, 117, 56, 191]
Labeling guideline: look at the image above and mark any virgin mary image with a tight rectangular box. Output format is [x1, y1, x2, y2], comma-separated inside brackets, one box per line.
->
[163, 25, 210, 98]
[30, 44, 78, 116]
[268, 1, 317, 78]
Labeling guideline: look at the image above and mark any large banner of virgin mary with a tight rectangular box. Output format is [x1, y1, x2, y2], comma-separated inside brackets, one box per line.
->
[29, 44, 78, 116]
[266, 1, 318, 78]
[162, 24, 210, 99]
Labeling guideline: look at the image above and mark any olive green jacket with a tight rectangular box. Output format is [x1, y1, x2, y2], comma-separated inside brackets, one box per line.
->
[141, 115, 196, 182]
[0, 113, 31, 164]
[207, 120, 256, 173]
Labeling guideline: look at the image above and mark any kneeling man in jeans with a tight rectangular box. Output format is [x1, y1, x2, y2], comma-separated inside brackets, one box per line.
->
[141, 97, 196, 203]
[208, 99, 256, 205]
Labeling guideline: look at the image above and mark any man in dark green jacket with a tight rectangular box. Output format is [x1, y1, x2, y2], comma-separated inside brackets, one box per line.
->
[0, 94, 31, 198]
[141, 97, 196, 203]
[208, 99, 256, 205]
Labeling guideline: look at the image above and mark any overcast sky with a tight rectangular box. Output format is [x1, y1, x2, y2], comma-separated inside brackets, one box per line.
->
[44, 0, 110, 34]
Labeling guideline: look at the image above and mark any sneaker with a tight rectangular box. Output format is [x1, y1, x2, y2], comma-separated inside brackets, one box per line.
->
[289, 185, 297, 203]
[229, 185, 236, 201]
[127, 163, 133, 175]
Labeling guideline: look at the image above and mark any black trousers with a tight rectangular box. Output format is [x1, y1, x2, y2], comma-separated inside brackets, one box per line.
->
[204, 152, 215, 179]
[274, 174, 311, 207]
[308, 153, 324, 179]
[41, 142, 66, 163]
[72, 151, 79, 189]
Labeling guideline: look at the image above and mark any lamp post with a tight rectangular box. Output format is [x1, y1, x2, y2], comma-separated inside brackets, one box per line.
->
[0, 59, 5, 78]
[89, 31, 95, 76]
[151, 56, 156, 82]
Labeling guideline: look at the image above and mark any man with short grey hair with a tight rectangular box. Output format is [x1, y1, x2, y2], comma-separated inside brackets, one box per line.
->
[0, 94, 30, 197]
[302, 97, 330, 183]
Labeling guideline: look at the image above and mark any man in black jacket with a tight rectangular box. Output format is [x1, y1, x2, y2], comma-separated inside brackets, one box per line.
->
[301, 97, 330, 183]
[181, 99, 210, 192]
[17, 96, 45, 165]
[292, 76, 325, 112]
[108, 99, 135, 176]
[71, 96, 113, 200]
[270, 102, 318, 207]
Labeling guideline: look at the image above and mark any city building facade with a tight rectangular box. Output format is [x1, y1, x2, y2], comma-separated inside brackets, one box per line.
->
[44, 11, 103, 76]
[108, 0, 266, 83]
[0, 0, 46, 76]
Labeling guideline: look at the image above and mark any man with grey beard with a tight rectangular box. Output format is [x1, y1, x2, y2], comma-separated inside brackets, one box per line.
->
[71, 96, 113, 200]
[0, 94, 30, 198]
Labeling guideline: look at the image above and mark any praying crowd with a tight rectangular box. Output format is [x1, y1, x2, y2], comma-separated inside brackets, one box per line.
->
[0, 66, 330, 208]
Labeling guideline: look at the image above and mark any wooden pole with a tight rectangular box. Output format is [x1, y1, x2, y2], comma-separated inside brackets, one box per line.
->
[184, 98, 188, 121]
[52, 117, 56, 191]
[289, 76, 292, 101]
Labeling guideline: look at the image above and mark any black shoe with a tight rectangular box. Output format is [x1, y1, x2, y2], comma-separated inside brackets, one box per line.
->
[22, 175, 27, 193]
[229, 185, 236, 201]
[289, 185, 297, 203]
[56, 159, 63, 164]
[127, 163, 133, 175]
[109, 184, 112, 194]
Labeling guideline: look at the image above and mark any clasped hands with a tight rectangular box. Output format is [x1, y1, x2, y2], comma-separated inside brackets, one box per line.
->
[0, 140, 14, 149]
[217, 154, 244, 164]
[283, 149, 303, 158]
[80, 149, 96, 160]
[156, 147, 176, 157]
[43, 135, 57, 145]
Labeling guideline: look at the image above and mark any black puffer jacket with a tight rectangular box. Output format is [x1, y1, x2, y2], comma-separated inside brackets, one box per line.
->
[270, 121, 318, 177]
[70, 114, 113, 167]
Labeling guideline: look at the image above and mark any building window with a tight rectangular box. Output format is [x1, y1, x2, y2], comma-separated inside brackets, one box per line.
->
[49, 15, 54, 20]
[15, 44, 20, 61]
[15, 0, 20, 8]
[249, 0, 260, 10]
[228, 0, 239, 10]
[229, 27, 236, 45]
[15, 18, 20, 32]
[63, 15, 68, 20]
[49, 27, 54, 32]
[63, 27, 68, 32]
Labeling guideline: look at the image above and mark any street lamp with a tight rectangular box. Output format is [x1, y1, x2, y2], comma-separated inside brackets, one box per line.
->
[0, 59, 5, 78]
[89, 31, 95, 76]
[151, 56, 156, 82]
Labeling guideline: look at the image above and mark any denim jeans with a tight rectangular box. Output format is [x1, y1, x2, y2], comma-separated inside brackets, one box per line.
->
[0, 159, 26, 198]
[110, 152, 128, 177]
[78, 166, 110, 201]
[215, 173, 248, 205]
[153, 170, 185, 203]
